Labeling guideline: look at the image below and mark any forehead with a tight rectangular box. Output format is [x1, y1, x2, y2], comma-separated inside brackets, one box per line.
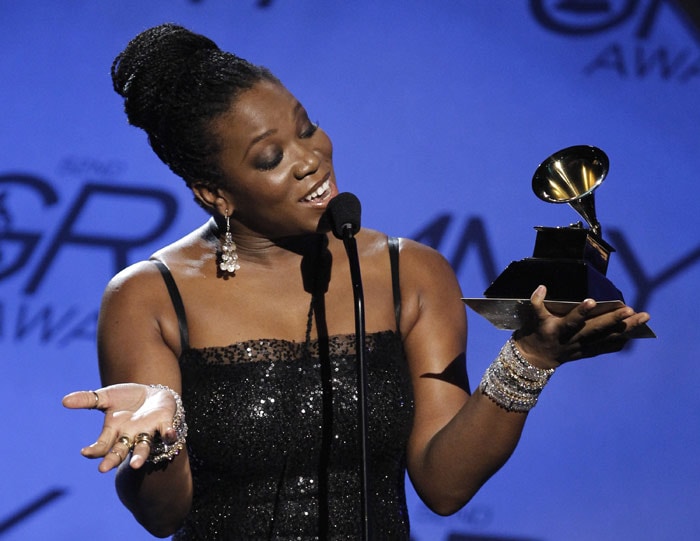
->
[212, 81, 300, 145]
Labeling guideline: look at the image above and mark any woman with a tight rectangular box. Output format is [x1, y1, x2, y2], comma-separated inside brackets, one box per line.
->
[63, 23, 651, 540]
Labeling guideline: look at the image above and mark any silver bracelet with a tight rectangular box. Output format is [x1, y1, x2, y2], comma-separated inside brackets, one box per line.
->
[147, 384, 188, 464]
[479, 337, 555, 412]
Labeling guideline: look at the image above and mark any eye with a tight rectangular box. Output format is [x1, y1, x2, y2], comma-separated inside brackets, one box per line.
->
[255, 151, 283, 171]
[299, 109, 318, 139]
[300, 119, 319, 139]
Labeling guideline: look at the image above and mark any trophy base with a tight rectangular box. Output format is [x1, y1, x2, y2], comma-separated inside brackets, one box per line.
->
[483, 258, 624, 302]
[462, 297, 656, 338]
[466, 224, 655, 338]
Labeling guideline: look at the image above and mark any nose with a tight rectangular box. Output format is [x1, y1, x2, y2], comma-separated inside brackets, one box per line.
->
[293, 143, 321, 180]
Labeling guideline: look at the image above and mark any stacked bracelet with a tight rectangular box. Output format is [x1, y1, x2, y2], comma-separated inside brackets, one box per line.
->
[147, 384, 188, 464]
[479, 337, 555, 412]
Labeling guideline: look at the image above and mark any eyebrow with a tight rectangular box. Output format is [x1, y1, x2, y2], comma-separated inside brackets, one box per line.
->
[241, 101, 305, 160]
[243, 129, 276, 160]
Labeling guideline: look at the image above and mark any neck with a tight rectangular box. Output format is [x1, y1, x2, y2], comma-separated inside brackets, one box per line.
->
[207, 217, 328, 265]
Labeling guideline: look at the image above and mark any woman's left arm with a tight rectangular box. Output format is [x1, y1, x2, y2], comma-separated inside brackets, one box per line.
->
[400, 240, 650, 516]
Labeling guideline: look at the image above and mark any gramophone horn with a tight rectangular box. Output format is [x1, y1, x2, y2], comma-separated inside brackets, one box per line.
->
[532, 145, 609, 237]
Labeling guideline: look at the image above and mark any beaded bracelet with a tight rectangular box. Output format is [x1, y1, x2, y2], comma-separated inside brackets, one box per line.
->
[147, 384, 188, 464]
[479, 337, 555, 412]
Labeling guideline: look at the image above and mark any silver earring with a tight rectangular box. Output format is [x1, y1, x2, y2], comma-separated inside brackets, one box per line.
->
[219, 212, 240, 275]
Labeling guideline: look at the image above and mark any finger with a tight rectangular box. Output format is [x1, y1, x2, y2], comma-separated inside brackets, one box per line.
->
[80, 423, 120, 459]
[99, 445, 129, 473]
[98, 434, 134, 473]
[129, 432, 154, 469]
[567, 297, 597, 323]
[62, 390, 103, 411]
[68, 383, 144, 413]
[575, 332, 630, 360]
[610, 310, 651, 340]
[158, 419, 179, 444]
[622, 310, 651, 329]
[557, 298, 597, 341]
[571, 305, 635, 344]
[528, 285, 549, 320]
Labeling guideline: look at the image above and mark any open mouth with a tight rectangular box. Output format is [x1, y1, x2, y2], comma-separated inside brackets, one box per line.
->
[301, 178, 331, 202]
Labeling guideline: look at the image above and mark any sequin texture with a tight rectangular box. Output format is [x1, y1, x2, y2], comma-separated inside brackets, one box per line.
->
[173, 331, 414, 540]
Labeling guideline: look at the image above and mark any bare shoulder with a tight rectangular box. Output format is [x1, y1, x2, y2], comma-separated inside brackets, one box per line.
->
[102, 259, 166, 305]
[391, 237, 465, 340]
[396, 237, 461, 290]
[350, 229, 459, 288]
[148, 221, 214, 271]
[397, 236, 447, 260]
[353, 228, 391, 254]
[354, 229, 441, 259]
[103, 221, 212, 301]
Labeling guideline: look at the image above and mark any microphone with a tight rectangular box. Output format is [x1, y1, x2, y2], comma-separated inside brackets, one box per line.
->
[326, 191, 370, 539]
[327, 192, 361, 239]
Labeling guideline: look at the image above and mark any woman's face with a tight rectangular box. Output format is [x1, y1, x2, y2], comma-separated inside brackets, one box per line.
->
[210, 80, 338, 238]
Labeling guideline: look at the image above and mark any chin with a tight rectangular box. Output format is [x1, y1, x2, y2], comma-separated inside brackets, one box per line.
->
[315, 214, 332, 234]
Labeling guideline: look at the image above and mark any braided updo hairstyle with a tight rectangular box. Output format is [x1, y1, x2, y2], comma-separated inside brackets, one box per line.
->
[111, 23, 279, 196]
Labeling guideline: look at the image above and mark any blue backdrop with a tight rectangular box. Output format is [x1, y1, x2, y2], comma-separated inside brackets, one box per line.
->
[1, 2, 698, 540]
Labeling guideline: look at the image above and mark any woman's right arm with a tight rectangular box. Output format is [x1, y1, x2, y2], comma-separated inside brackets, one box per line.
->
[70, 261, 193, 537]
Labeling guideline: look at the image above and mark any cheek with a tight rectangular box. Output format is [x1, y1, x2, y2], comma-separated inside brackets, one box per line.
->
[232, 172, 293, 214]
[319, 130, 333, 159]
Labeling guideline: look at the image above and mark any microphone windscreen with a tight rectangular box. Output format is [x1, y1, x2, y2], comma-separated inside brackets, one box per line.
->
[327, 192, 361, 239]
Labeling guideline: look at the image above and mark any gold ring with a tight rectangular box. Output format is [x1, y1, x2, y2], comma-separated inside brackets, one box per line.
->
[117, 435, 133, 450]
[91, 391, 100, 410]
[135, 433, 152, 447]
[110, 449, 124, 461]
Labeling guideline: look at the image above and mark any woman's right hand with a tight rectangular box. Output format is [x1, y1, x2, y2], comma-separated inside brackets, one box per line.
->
[62, 383, 179, 472]
[514, 285, 651, 369]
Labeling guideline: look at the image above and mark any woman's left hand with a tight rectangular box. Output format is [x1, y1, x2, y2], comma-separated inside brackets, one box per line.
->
[514, 285, 651, 369]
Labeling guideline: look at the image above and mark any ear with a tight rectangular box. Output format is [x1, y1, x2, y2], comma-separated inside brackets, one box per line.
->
[192, 183, 235, 216]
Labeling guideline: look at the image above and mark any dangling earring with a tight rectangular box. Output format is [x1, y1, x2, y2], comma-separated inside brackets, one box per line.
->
[219, 211, 240, 275]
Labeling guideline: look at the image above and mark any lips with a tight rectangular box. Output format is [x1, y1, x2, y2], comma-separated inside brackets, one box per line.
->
[300, 177, 331, 202]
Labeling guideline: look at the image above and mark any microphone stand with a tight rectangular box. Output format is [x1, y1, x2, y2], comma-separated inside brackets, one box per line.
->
[340, 224, 371, 541]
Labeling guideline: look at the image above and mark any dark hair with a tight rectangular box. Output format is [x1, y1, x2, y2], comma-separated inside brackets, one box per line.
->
[111, 23, 278, 194]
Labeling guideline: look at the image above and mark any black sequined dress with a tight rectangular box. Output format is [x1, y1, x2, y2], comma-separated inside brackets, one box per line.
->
[154, 238, 415, 540]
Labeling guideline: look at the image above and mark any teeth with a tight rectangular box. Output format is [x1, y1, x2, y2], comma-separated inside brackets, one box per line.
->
[303, 179, 330, 201]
